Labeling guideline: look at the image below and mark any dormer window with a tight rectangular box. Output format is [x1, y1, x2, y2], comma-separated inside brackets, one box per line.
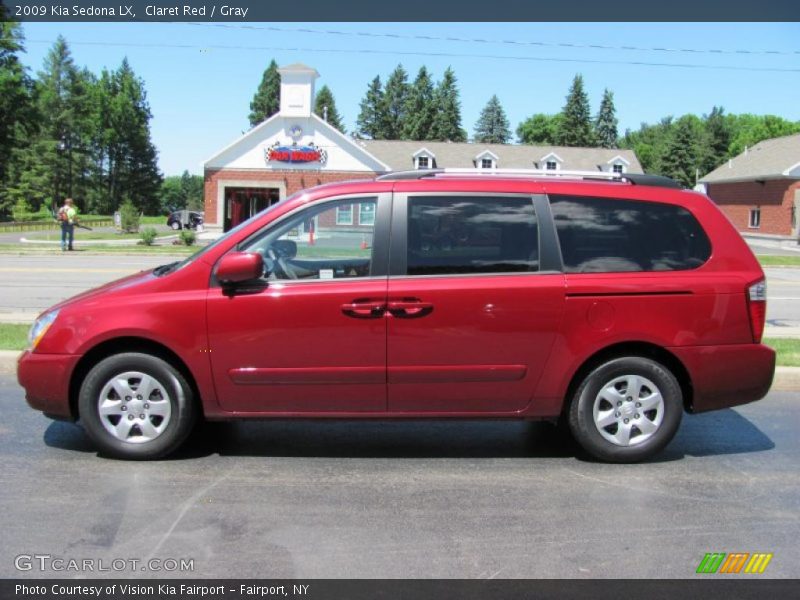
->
[413, 147, 436, 170]
[540, 152, 563, 173]
[474, 150, 499, 170]
[607, 155, 630, 174]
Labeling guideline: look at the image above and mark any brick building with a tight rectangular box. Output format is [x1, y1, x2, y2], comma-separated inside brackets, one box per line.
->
[700, 134, 800, 237]
[203, 63, 643, 233]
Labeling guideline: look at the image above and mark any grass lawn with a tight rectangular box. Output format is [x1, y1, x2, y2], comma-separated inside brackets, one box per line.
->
[757, 255, 800, 267]
[0, 243, 197, 255]
[763, 338, 800, 367]
[0, 324, 29, 351]
[27, 230, 155, 241]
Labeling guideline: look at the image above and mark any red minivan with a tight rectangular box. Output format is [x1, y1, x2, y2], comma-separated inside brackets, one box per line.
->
[17, 170, 775, 462]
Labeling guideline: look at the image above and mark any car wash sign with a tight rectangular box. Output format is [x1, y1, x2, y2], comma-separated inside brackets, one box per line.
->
[265, 138, 327, 165]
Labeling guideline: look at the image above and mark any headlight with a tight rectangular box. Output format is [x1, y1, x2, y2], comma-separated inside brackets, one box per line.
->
[28, 309, 60, 350]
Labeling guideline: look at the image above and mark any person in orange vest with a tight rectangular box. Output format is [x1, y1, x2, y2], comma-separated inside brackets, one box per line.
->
[57, 197, 79, 251]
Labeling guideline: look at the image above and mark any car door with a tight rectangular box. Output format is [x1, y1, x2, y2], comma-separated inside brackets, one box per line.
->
[207, 194, 391, 414]
[386, 193, 566, 414]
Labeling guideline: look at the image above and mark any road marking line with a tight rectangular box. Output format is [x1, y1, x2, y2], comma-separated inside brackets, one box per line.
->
[0, 267, 137, 273]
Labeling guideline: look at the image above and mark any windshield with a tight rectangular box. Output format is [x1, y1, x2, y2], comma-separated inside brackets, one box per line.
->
[154, 196, 299, 276]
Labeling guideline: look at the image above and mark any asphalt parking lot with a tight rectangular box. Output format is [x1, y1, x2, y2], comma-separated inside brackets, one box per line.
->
[1, 373, 797, 579]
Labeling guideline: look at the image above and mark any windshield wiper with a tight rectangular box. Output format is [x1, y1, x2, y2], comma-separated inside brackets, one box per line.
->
[153, 262, 179, 277]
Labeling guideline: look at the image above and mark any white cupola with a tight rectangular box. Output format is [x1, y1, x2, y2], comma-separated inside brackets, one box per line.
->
[277, 63, 320, 118]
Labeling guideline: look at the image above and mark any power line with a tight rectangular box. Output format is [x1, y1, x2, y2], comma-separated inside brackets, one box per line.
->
[182, 22, 800, 57]
[25, 39, 800, 73]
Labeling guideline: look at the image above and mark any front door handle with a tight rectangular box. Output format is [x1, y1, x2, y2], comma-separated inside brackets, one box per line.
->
[341, 300, 386, 319]
[387, 299, 434, 318]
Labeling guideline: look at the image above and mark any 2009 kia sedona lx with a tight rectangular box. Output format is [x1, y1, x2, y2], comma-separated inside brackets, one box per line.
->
[18, 170, 775, 462]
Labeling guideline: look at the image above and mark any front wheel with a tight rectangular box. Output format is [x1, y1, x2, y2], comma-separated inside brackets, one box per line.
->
[170, 221, 181, 230]
[568, 357, 683, 463]
[79, 353, 197, 459]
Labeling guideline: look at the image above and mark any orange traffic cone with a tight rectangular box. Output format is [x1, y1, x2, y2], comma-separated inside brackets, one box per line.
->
[309, 230, 315, 246]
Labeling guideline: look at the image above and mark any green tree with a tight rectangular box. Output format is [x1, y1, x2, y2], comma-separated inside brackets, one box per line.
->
[356, 76, 385, 139]
[94, 58, 162, 214]
[557, 74, 594, 147]
[516, 114, 562, 145]
[248, 59, 280, 127]
[159, 170, 203, 212]
[473, 94, 511, 144]
[594, 89, 618, 148]
[430, 67, 466, 142]
[313, 84, 346, 132]
[660, 115, 702, 187]
[10, 37, 93, 214]
[699, 106, 731, 175]
[0, 20, 37, 218]
[726, 114, 800, 157]
[381, 64, 409, 140]
[402, 66, 436, 141]
[619, 117, 674, 173]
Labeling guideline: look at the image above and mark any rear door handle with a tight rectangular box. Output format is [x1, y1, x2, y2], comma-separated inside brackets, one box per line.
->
[341, 300, 386, 319]
[387, 299, 434, 318]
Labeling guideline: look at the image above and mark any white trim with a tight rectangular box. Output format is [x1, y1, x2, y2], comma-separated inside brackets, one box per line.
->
[474, 149, 500, 161]
[606, 155, 631, 166]
[310, 114, 392, 171]
[203, 112, 283, 167]
[212, 179, 286, 231]
[335, 204, 354, 226]
[412, 147, 437, 159]
[784, 161, 800, 177]
[358, 201, 376, 226]
[539, 151, 564, 164]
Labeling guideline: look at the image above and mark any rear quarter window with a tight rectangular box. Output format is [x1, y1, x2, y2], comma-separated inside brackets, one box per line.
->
[550, 195, 711, 273]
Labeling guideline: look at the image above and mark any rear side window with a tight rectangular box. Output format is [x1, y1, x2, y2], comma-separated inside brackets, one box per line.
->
[406, 196, 539, 276]
[550, 195, 711, 273]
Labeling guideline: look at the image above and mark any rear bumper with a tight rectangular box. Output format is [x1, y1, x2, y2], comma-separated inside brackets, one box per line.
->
[17, 350, 81, 420]
[670, 344, 776, 413]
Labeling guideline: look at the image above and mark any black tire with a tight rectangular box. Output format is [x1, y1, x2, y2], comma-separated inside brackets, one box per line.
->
[78, 352, 197, 460]
[171, 221, 181, 230]
[567, 357, 683, 463]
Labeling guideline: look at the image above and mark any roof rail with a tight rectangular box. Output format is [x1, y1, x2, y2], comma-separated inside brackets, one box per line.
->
[376, 168, 683, 189]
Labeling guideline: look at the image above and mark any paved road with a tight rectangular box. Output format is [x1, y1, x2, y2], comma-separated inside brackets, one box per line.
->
[0, 375, 797, 578]
[1, 254, 798, 328]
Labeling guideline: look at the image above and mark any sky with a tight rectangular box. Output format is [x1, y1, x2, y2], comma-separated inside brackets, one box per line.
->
[16, 21, 800, 176]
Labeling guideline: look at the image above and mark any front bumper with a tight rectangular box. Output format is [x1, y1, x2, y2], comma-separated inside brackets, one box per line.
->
[670, 343, 776, 413]
[17, 350, 82, 420]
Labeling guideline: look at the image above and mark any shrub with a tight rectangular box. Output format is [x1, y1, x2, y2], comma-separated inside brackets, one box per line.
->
[139, 227, 158, 246]
[12, 198, 33, 222]
[178, 229, 196, 246]
[119, 200, 140, 233]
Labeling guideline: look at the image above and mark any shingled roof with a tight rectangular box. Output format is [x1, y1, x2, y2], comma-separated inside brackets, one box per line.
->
[701, 133, 800, 184]
[357, 140, 642, 173]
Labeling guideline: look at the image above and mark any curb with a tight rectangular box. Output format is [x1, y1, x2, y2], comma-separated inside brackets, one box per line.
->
[1, 350, 799, 390]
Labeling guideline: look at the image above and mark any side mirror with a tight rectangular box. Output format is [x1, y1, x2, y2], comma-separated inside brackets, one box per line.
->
[216, 252, 264, 285]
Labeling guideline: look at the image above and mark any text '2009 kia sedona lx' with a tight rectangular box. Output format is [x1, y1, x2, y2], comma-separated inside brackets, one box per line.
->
[18, 169, 775, 462]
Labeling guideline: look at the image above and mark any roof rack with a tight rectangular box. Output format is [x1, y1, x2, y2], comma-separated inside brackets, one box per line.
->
[376, 168, 683, 189]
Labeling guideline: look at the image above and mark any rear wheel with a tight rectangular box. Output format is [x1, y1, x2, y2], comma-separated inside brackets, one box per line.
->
[568, 357, 682, 463]
[170, 221, 181, 230]
[79, 353, 197, 460]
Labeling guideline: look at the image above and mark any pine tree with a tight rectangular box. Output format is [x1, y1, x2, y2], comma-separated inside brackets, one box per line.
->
[660, 115, 700, 187]
[474, 95, 511, 144]
[558, 74, 594, 147]
[248, 59, 280, 127]
[313, 84, 345, 132]
[356, 76, 385, 139]
[0, 20, 37, 217]
[594, 89, 618, 148]
[402, 66, 436, 141]
[382, 64, 409, 140]
[700, 106, 731, 175]
[430, 67, 466, 142]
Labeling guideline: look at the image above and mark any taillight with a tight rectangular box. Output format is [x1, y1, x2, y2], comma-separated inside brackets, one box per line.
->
[747, 280, 767, 343]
